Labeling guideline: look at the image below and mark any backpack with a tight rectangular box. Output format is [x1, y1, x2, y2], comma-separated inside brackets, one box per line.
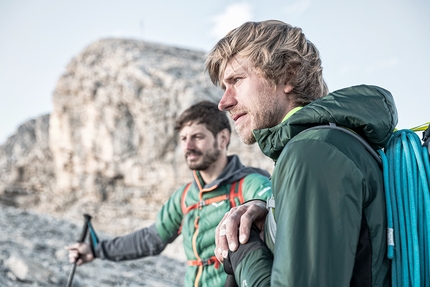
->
[266, 122, 430, 286]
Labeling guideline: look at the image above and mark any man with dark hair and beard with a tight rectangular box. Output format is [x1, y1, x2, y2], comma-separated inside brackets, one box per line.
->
[66, 100, 272, 287]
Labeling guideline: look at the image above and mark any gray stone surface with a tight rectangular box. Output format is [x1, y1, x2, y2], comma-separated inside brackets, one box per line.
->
[0, 205, 186, 286]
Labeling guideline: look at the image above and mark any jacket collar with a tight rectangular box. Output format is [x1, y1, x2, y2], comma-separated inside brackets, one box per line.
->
[194, 154, 270, 190]
[254, 85, 398, 162]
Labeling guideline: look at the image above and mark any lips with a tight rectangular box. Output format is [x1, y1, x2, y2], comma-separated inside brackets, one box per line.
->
[231, 112, 247, 122]
[186, 151, 201, 160]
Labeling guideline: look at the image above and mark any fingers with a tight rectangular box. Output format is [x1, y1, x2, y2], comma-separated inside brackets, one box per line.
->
[65, 246, 80, 264]
[215, 213, 229, 263]
[215, 205, 250, 261]
[219, 225, 227, 237]
[64, 243, 94, 266]
[65, 243, 80, 263]
[76, 258, 85, 266]
[64, 243, 80, 251]
[223, 207, 243, 252]
[238, 201, 268, 244]
[215, 200, 269, 263]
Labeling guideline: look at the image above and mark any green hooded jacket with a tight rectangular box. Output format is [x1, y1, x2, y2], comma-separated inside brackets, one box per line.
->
[156, 155, 272, 287]
[232, 85, 397, 286]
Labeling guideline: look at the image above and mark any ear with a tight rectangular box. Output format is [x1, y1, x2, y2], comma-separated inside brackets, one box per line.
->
[282, 67, 296, 94]
[283, 83, 294, 94]
[217, 129, 230, 149]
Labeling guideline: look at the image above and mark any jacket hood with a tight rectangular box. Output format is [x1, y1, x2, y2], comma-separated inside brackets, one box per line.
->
[254, 85, 398, 160]
[195, 154, 270, 189]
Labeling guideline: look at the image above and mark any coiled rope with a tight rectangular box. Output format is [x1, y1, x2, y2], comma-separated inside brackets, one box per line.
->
[378, 126, 430, 287]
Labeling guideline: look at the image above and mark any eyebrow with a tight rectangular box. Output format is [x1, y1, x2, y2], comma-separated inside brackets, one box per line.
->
[221, 64, 247, 90]
[223, 70, 236, 81]
[223, 56, 246, 77]
[179, 131, 206, 138]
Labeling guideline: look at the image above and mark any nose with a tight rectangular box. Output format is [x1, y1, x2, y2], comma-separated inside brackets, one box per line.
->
[218, 88, 236, 111]
[183, 138, 194, 151]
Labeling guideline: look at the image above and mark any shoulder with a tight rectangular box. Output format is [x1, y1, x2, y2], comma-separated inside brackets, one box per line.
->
[281, 128, 372, 168]
[243, 172, 271, 182]
[166, 182, 195, 204]
[240, 173, 272, 200]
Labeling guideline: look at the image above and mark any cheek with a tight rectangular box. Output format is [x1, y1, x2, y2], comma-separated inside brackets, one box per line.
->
[247, 82, 267, 105]
[181, 142, 187, 151]
[196, 139, 210, 149]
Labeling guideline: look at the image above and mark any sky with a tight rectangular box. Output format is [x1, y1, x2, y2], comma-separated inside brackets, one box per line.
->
[0, 0, 429, 144]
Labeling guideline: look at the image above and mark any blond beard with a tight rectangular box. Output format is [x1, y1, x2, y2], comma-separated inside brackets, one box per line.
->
[236, 125, 256, 145]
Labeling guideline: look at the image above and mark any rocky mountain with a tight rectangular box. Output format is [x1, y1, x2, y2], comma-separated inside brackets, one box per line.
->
[0, 39, 274, 285]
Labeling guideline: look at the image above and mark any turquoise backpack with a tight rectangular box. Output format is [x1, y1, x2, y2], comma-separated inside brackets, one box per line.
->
[378, 123, 430, 286]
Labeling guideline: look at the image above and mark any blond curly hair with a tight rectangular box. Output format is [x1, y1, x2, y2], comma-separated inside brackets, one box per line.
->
[205, 20, 328, 106]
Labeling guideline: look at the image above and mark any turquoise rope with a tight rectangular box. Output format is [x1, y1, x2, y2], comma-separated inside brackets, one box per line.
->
[379, 129, 430, 287]
[378, 149, 394, 259]
[422, 147, 430, 282]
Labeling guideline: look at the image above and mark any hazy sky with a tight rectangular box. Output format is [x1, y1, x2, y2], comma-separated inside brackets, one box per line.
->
[1, 0, 429, 143]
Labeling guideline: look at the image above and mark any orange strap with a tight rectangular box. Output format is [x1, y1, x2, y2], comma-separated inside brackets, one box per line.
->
[180, 183, 192, 214]
[188, 256, 221, 269]
[182, 194, 229, 214]
[181, 178, 246, 215]
[178, 183, 192, 235]
[229, 178, 245, 207]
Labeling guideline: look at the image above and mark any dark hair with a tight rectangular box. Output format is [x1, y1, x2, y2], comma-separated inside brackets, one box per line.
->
[174, 101, 231, 137]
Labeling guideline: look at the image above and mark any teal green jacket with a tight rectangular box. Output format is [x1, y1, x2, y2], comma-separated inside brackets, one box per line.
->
[156, 155, 271, 287]
[233, 85, 397, 286]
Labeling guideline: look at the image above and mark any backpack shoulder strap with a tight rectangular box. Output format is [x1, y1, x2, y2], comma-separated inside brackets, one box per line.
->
[229, 177, 245, 207]
[181, 178, 247, 215]
[180, 183, 192, 215]
[300, 123, 382, 166]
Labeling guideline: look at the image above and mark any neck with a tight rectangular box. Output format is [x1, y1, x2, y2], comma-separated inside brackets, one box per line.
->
[199, 154, 228, 184]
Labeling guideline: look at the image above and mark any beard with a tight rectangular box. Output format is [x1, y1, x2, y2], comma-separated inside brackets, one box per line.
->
[236, 124, 256, 145]
[234, 100, 282, 145]
[185, 142, 221, 170]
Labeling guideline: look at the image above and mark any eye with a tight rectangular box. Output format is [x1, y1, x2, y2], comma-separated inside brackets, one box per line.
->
[234, 77, 243, 84]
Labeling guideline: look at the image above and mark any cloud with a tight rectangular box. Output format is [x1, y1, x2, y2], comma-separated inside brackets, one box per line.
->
[210, 2, 253, 39]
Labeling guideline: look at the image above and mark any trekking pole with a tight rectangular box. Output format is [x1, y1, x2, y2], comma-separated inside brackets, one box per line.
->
[66, 214, 92, 287]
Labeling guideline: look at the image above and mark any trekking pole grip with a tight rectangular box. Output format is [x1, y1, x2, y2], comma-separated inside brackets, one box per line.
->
[65, 214, 92, 287]
[78, 214, 92, 242]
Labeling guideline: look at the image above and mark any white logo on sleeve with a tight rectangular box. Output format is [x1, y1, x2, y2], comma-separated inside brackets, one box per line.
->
[241, 280, 248, 287]
[211, 201, 226, 208]
[258, 186, 271, 197]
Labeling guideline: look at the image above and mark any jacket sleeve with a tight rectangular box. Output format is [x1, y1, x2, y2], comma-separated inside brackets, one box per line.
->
[94, 223, 171, 261]
[234, 138, 365, 286]
[226, 225, 273, 287]
[95, 185, 186, 261]
[155, 185, 186, 242]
